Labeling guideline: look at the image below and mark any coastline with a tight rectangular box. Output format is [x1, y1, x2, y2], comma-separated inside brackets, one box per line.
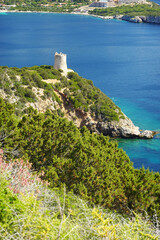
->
[1, 9, 160, 24]
[0, 9, 116, 21]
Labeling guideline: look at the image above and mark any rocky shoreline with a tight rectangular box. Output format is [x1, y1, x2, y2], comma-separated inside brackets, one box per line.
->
[88, 13, 160, 24]
[117, 15, 160, 23]
[83, 113, 156, 139]
[1, 9, 160, 24]
[55, 87, 156, 139]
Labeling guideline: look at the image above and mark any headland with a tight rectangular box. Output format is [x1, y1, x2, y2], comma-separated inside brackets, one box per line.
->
[0, 52, 156, 139]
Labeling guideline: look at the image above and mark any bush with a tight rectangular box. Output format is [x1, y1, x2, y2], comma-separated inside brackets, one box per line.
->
[0, 65, 123, 122]
[31, 72, 44, 88]
[21, 70, 32, 85]
[67, 71, 121, 120]
[89, 3, 160, 17]
[12, 109, 160, 218]
[0, 149, 159, 240]
[23, 88, 37, 102]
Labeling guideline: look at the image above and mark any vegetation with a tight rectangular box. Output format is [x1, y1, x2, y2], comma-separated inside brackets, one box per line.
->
[89, 3, 160, 17]
[0, 151, 159, 239]
[1, 0, 160, 17]
[0, 65, 123, 121]
[0, 65, 160, 237]
[0, 0, 88, 13]
[10, 3, 76, 13]
[0, 98, 160, 222]
[0, 65, 62, 114]
[1, 0, 89, 5]
[58, 71, 123, 121]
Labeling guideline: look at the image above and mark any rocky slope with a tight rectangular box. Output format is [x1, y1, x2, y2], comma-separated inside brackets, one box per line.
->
[84, 114, 154, 138]
[56, 89, 154, 138]
[0, 65, 154, 138]
[118, 15, 160, 24]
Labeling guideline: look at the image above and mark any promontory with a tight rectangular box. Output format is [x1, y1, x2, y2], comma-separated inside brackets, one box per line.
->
[0, 53, 155, 139]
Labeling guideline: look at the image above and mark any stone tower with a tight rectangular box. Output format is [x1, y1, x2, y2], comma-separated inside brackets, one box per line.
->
[54, 52, 67, 74]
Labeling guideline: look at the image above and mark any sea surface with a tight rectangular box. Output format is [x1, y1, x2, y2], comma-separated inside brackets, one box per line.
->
[0, 12, 160, 172]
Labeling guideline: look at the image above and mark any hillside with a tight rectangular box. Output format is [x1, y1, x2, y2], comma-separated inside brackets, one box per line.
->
[0, 63, 160, 238]
[89, 3, 160, 17]
[89, 3, 160, 23]
[0, 65, 154, 138]
[0, 152, 159, 239]
[2, 0, 160, 24]
[0, 95, 160, 220]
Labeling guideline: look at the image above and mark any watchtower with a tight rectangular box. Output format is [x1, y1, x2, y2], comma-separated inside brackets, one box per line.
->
[54, 52, 67, 74]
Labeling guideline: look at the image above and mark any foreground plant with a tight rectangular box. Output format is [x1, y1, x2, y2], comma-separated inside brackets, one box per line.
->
[0, 150, 159, 239]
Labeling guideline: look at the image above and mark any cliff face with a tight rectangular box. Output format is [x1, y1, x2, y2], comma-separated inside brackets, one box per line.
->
[0, 65, 155, 139]
[55, 89, 154, 139]
[84, 114, 154, 138]
[141, 15, 160, 23]
[119, 15, 160, 24]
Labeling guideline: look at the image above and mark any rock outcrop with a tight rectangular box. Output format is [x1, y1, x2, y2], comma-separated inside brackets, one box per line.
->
[83, 114, 154, 138]
[141, 15, 160, 24]
[121, 15, 143, 23]
[118, 15, 160, 24]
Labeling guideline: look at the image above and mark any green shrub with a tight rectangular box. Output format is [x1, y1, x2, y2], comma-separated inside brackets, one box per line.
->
[0, 177, 24, 229]
[67, 71, 121, 121]
[21, 70, 33, 85]
[38, 69, 49, 79]
[12, 109, 159, 218]
[23, 88, 37, 102]
[0, 65, 123, 122]
[31, 72, 44, 88]
[89, 3, 160, 17]
[0, 151, 158, 240]
[4, 82, 12, 95]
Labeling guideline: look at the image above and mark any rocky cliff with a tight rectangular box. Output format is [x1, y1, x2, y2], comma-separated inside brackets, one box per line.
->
[84, 114, 154, 138]
[118, 15, 160, 24]
[52, 89, 154, 138]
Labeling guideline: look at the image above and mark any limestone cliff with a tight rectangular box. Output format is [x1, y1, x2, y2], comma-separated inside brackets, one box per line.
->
[57, 92, 154, 138]
[118, 15, 160, 24]
[83, 114, 154, 138]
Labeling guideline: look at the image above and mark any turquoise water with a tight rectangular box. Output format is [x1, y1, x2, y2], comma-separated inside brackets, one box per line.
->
[152, 0, 160, 4]
[0, 13, 160, 171]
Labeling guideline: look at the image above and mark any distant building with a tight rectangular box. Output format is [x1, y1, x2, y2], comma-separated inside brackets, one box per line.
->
[118, 0, 146, 3]
[89, 0, 146, 8]
[89, 0, 116, 8]
[0, 4, 16, 10]
[89, 2, 108, 7]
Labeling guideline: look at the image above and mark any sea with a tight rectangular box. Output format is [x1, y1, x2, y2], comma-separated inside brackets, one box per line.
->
[0, 12, 160, 172]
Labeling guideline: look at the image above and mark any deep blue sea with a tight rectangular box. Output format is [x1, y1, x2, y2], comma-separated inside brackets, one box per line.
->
[0, 12, 160, 172]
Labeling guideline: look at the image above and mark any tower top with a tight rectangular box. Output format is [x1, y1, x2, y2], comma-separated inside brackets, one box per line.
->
[55, 52, 66, 57]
